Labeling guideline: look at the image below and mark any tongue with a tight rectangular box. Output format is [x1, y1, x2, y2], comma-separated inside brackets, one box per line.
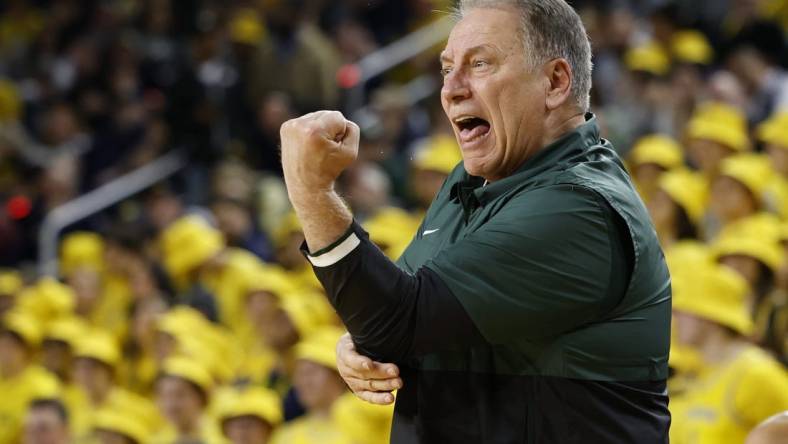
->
[461, 122, 491, 141]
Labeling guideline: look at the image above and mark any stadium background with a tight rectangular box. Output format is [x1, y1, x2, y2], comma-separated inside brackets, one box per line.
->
[1, 0, 788, 443]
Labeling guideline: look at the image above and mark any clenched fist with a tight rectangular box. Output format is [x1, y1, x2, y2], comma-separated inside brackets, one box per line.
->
[280, 110, 360, 192]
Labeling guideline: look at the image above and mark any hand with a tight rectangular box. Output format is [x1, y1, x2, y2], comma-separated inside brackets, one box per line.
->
[336, 333, 402, 405]
[280, 110, 360, 193]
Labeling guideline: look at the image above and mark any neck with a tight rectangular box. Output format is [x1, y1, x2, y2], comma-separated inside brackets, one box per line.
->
[540, 110, 586, 149]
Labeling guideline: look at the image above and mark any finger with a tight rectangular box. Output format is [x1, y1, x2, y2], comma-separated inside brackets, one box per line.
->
[315, 111, 347, 142]
[341, 119, 360, 150]
[355, 390, 396, 405]
[346, 376, 402, 392]
[338, 340, 375, 372]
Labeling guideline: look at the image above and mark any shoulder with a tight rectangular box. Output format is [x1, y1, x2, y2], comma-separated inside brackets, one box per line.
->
[494, 184, 611, 231]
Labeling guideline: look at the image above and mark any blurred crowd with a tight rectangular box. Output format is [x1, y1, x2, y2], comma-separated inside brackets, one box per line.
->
[1, 0, 788, 443]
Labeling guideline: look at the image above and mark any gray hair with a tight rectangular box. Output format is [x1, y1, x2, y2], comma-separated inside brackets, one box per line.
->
[456, 0, 593, 111]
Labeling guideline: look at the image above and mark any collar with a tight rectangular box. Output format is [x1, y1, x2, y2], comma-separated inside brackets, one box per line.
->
[450, 113, 601, 220]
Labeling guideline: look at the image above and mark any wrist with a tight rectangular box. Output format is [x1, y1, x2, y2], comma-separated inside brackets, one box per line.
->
[287, 183, 337, 208]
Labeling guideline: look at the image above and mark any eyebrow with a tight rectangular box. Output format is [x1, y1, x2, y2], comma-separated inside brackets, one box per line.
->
[440, 44, 497, 64]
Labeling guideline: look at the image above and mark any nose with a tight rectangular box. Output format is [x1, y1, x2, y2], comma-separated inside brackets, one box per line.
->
[441, 69, 471, 103]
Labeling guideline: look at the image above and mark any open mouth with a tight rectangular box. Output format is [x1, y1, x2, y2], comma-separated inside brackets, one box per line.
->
[455, 116, 491, 143]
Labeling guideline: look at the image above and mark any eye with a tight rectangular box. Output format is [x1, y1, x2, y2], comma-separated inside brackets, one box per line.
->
[440, 66, 453, 77]
[472, 60, 489, 69]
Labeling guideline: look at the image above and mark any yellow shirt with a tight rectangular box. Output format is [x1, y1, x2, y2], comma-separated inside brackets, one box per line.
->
[270, 415, 354, 444]
[150, 416, 227, 444]
[88, 273, 132, 343]
[670, 345, 788, 444]
[201, 248, 265, 337]
[0, 365, 60, 444]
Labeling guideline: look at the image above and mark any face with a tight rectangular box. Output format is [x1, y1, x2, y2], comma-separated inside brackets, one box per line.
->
[23, 407, 69, 444]
[0, 333, 27, 373]
[687, 139, 733, 176]
[262, 309, 299, 352]
[673, 311, 713, 347]
[709, 176, 757, 223]
[211, 201, 251, 241]
[766, 145, 788, 176]
[719, 255, 763, 288]
[224, 416, 272, 444]
[293, 360, 347, 412]
[635, 163, 667, 200]
[646, 189, 678, 241]
[41, 340, 72, 380]
[246, 291, 278, 328]
[156, 376, 205, 428]
[440, 7, 547, 181]
[73, 358, 113, 400]
[67, 268, 103, 316]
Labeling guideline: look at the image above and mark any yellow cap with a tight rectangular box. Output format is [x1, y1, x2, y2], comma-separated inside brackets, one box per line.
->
[412, 134, 462, 175]
[44, 316, 88, 347]
[272, 211, 302, 250]
[160, 355, 213, 394]
[673, 263, 753, 335]
[74, 330, 120, 368]
[658, 169, 709, 223]
[16, 277, 76, 325]
[718, 212, 782, 242]
[2, 309, 42, 348]
[229, 8, 265, 45]
[665, 240, 712, 273]
[59, 231, 104, 276]
[0, 269, 23, 296]
[279, 293, 336, 340]
[294, 326, 346, 370]
[93, 409, 148, 444]
[0, 78, 21, 122]
[629, 134, 684, 170]
[757, 111, 788, 149]
[687, 102, 750, 151]
[363, 207, 420, 260]
[714, 234, 784, 273]
[245, 266, 297, 299]
[671, 30, 714, 65]
[160, 215, 224, 279]
[332, 392, 394, 444]
[218, 387, 283, 430]
[624, 42, 670, 76]
[718, 154, 775, 202]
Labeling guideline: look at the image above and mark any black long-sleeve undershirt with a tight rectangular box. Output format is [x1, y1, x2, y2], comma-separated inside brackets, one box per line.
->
[302, 221, 486, 363]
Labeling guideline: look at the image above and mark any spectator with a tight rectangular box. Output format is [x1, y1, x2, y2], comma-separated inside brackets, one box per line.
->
[0, 310, 60, 444]
[153, 356, 223, 443]
[22, 398, 70, 444]
[219, 387, 283, 444]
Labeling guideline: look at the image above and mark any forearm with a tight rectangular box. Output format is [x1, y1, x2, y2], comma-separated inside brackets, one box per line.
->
[302, 221, 485, 362]
[288, 186, 353, 254]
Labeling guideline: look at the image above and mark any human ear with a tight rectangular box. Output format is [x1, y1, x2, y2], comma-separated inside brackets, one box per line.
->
[544, 58, 573, 110]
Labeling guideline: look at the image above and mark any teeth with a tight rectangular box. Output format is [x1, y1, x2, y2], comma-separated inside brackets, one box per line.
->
[455, 116, 476, 124]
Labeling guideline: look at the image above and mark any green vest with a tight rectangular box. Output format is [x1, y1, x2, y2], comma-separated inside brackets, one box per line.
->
[397, 114, 671, 381]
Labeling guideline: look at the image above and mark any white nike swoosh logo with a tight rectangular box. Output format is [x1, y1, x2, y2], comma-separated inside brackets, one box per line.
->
[423, 228, 440, 236]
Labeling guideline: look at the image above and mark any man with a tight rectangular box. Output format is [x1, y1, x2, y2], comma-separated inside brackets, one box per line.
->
[22, 399, 70, 444]
[279, 1, 672, 442]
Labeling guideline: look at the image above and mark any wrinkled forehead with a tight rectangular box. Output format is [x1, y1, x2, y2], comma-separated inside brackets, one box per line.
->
[441, 7, 523, 61]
